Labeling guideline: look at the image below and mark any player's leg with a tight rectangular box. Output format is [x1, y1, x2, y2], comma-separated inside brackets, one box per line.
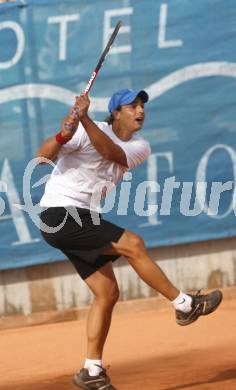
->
[84, 261, 119, 360]
[102, 230, 223, 325]
[73, 261, 119, 389]
[103, 230, 179, 300]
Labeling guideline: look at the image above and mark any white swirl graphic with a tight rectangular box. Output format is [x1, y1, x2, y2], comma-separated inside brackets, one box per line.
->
[0, 62, 236, 108]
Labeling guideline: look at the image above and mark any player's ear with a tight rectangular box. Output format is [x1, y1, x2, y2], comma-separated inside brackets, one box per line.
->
[112, 109, 121, 121]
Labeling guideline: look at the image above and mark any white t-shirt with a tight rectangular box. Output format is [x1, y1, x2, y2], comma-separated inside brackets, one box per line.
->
[40, 121, 151, 212]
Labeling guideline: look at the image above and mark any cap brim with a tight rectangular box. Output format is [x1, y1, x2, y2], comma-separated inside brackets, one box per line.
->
[137, 90, 149, 103]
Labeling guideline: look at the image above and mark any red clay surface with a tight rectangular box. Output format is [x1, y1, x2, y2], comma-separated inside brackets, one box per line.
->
[0, 296, 236, 390]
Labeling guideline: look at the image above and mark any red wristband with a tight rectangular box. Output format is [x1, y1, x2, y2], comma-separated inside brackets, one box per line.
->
[55, 132, 69, 145]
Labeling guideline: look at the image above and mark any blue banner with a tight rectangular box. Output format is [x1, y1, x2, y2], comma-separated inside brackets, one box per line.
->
[1, 0, 236, 270]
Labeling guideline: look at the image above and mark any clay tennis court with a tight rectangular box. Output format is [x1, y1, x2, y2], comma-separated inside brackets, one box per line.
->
[1, 288, 236, 390]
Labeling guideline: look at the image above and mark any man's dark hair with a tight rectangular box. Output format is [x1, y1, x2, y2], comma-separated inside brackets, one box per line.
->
[104, 106, 121, 124]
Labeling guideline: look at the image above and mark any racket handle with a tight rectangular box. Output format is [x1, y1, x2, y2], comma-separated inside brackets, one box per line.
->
[64, 123, 73, 130]
[64, 107, 80, 130]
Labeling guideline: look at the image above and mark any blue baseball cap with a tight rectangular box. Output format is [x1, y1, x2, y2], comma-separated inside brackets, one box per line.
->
[108, 88, 149, 113]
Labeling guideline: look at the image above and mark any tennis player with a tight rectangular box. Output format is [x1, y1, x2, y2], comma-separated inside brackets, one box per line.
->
[36, 89, 222, 390]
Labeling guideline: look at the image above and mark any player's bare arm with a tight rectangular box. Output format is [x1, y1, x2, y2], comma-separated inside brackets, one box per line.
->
[35, 136, 63, 163]
[35, 106, 80, 163]
[76, 93, 128, 167]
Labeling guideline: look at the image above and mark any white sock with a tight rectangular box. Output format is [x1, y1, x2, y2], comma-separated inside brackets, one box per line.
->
[84, 359, 103, 376]
[171, 292, 192, 313]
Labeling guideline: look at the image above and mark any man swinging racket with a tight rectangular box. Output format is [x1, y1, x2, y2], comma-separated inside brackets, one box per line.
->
[36, 87, 223, 390]
[35, 19, 222, 390]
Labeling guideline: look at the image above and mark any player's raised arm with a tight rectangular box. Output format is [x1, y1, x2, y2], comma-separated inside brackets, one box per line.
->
[76, 93, 128, 167]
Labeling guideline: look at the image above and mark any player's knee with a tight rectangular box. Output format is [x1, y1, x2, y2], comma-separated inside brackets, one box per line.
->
[125, 232, 145, 257]
[112, 231, 146, 258]
[104, 287, 119, 307]
[97, 282, 119, 306]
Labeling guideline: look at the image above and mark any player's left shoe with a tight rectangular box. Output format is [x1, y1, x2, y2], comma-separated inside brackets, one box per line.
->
[176, 289, 223, 326]
[73, 366, 118, 390]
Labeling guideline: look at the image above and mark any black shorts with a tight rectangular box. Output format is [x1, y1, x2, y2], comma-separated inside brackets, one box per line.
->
[40, 207, 124, 280]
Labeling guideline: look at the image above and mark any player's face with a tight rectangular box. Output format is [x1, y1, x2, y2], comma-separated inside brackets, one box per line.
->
[118, 97, 145, 132]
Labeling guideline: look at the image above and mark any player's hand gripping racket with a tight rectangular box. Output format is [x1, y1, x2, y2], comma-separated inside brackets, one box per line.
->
[65, 21, 122, 130]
